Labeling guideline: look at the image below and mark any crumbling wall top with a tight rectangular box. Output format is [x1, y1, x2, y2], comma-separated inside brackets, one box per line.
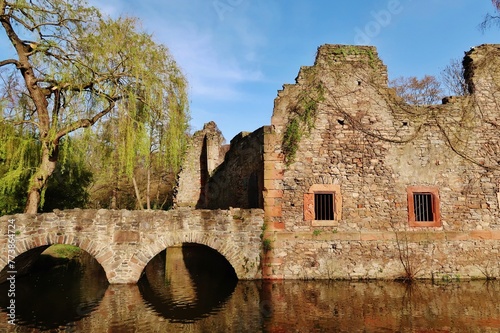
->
[463, 44, 500, 95]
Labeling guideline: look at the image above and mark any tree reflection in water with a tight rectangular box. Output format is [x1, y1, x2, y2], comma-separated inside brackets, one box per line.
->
[0, 248, 108, 330]
[138, 243, 238, 323]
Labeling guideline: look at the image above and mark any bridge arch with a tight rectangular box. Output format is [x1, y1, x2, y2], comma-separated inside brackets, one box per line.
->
[0, 232, 116, 283]
[1, 208, 264, 284]
[127, 231, 248, 284]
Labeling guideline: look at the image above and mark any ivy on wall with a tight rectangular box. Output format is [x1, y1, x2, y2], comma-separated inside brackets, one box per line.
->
[282, 80, 325, 165]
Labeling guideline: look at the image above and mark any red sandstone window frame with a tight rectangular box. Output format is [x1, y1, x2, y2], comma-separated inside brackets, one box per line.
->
[304, 184, 342, 227]
[407, 186, 441, 227]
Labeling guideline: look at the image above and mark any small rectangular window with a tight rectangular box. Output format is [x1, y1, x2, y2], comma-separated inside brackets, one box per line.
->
[407, 186, 441, 227]
[413, 193, 434, 221]
[304, 184, 342, 226]
[314, 193, 334, 221]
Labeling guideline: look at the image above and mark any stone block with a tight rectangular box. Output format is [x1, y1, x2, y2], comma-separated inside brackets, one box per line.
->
[113, 231, 140, 243]
[470, 230, 493, 240]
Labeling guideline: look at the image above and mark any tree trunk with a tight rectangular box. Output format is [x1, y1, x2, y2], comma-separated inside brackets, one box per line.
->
[111, 188, 117, 209]
[146, 166, 151, 210]
[24, 142, 58, 214]
[132, 176, 144, 210]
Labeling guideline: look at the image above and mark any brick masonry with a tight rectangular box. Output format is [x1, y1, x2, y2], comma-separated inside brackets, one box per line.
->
[0, 208, 264, 283]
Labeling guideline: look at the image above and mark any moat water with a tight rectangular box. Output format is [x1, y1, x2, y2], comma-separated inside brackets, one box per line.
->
[1, 244, 500, 332]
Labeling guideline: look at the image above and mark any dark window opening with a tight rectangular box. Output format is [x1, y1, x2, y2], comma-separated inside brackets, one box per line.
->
[314, 193, 334, 220]
[413, 193, 434, 222]
[247, 172, 260, 209]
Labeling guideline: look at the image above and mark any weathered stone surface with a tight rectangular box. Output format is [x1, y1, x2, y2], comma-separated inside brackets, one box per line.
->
[0, 208, 264, 284]
[174, 121, 227, 208]
[174, 44, 500, 280]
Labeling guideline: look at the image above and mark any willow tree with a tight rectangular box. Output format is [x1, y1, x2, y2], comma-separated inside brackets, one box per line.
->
[0, 0, 189, 213]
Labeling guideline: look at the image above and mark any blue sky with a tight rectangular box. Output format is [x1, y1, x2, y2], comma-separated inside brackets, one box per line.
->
[7, 1, 500, 141]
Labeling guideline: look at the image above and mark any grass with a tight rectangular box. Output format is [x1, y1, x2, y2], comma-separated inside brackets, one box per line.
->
[42, 244, 82, 259]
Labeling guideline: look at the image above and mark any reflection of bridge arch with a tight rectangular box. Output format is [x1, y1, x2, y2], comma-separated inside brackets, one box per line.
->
[132, 232, 245, 284]
[0, 232, 118, 283]
[138, 244, 238, 322]
[0, 208, 264, 284]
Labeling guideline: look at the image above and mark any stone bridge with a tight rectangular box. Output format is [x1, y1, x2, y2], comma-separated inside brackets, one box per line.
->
[0, 208, 264, 283]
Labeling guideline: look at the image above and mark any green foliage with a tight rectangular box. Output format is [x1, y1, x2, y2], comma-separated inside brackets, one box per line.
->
[313, 229, 322, 236]
[0, 121, 39, 214]
[0, 131, 93, 215]
[262, 238, 273, 253]
[0, 0, 190, 212]
[330, 46, 377, 69]
[282, 82, 325, 165]
[42, 153, 92, 213]
[43, 244, 82, 259]
[282, 118, 301, 165]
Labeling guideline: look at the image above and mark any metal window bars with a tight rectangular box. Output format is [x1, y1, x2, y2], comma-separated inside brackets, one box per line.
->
[413, 193, 434, 222]
[314, 193, 334, 220]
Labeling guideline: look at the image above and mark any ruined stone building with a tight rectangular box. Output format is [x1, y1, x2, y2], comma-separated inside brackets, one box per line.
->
[175, 44, 500, 280]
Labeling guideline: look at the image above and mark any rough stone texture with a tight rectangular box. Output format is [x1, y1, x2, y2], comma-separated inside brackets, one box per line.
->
[174, 121, 228, 208]
[175, 44, 500, 280]
[262, 44, 500, 279]
[4, 45, 500, 283]
[0, 208, 264, 283]
[203, 127, 267, 209]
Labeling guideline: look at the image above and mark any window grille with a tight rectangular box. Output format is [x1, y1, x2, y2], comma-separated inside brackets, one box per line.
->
[413, 193, 434, 222]
[314, 193, 334, 220]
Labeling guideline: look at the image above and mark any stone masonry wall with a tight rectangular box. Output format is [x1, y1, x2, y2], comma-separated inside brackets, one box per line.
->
[0, 208, 264, 283]
[174, 121, 227, 208]
[262, 44, 500, 280]
[203, 127, 267, 209]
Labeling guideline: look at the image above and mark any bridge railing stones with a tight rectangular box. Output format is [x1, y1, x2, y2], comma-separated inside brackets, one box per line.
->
[0, 208, 264, 284]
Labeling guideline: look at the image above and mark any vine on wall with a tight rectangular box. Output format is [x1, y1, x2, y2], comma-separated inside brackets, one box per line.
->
[282, 81, 325, 165]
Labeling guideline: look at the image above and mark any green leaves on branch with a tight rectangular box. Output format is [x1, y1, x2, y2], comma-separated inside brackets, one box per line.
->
[282, 82, 325, 165]
[1, 0, 190, 212]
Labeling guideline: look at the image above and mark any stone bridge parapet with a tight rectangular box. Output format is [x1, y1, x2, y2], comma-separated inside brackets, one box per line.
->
[0, 208, 264, 283]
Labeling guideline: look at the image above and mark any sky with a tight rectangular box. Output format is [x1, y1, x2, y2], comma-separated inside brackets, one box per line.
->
[6, 1, 500, 141]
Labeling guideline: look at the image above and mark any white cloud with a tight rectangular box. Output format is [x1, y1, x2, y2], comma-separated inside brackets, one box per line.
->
[90, 0, 269, 101]
[142, 12, 265, 102]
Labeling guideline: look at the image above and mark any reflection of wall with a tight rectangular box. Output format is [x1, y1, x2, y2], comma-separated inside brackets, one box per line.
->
[2, 280, 499, 332]
[3, 282, 264, 332]
[165, 246, 196, 302]
[260, 280, 500, 332]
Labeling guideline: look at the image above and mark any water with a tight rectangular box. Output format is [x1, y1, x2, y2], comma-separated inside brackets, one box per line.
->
[1, 244, 500, 332]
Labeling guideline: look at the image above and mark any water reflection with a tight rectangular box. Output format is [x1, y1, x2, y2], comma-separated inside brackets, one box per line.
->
[1, 245, 500, 332]
[0, 249, 108, 331]
[258, 280, 500, 332]
[138, 244, 238, 323]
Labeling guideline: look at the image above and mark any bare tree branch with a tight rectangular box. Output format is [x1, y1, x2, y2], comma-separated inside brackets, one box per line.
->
[0, 59, 20, 68]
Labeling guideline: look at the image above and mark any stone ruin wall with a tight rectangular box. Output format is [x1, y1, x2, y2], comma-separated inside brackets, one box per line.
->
[264, 44, 500, 280]
[175, 122, 268, 210]
[175, 44, 500, 280]
[202, 128, 267, 210]
[174, 121, 228, 208]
